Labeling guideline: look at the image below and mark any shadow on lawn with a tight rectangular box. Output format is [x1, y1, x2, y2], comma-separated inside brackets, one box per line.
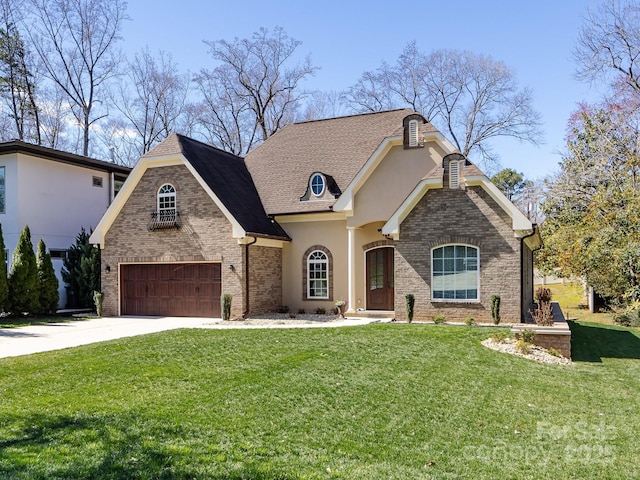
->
[0, 414, 299, 480]
[569, 320, 640, 362]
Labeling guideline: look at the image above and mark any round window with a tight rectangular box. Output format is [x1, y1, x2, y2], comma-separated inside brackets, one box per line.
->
[310, 173, 326, 197]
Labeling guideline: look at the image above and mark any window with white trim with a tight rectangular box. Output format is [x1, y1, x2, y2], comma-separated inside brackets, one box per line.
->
[310, 173, 326, 197]
[157, 183, 177, 222]
[449, 160, 460, 189]
[307, 250, 329, 299]
[431, 245, 479, 301]
[408, 119, 419, 147]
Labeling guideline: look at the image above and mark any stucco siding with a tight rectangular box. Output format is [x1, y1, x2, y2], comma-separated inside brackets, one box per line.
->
[394, 186, 522, 323]
[100, 164, 244, 318]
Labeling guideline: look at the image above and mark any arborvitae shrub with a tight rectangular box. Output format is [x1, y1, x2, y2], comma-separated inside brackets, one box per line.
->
[0, 223, 8, 313]
[36, 239, 59, 315]
[8, 225, 39, 315]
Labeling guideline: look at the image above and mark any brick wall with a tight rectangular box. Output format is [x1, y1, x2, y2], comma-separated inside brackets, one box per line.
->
[394, 186, 522, 323]
[248, 245, 283, 315]
[101, 164, 245, 318]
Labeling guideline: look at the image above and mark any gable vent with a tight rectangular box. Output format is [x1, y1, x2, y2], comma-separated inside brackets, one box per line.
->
[408, 120, 419, 147]
[449, 160, 460, 189]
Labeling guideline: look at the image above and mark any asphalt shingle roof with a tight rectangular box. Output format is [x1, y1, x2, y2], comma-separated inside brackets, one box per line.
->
[145, 134, 289, 240]
[244, 109, 437, 215]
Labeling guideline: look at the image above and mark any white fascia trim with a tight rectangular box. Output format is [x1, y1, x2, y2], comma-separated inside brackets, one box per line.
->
[275, 211, 346, 224]
[89, 155, 184, 248]
[464, 176, 533, 231]
[381, 177, 443, 240]
[333, 131, 456, 215]
[181, 160, 246, 238]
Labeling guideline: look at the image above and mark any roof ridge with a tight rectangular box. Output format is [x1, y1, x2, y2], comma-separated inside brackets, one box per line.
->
[291, 108, 414, 126]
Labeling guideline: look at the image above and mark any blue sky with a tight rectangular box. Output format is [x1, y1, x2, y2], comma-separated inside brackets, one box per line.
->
[121, 0, 605, 179]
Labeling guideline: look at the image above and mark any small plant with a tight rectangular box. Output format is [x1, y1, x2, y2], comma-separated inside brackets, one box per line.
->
[277, 305, 290, 314]
[297, 308, 306, 314]
[490, 294, 501, 325]
[315, 307, 326, 315]
[491, 331, 509, 343]
[520, 328, 536, 343]
[535, 286, 553, 303]
[289, 312, 297, 319]
[221, 293, 232, 320]
[515, 339, 532, 355]
[93, 290, 104, 317]
[547, 347, 562, 357]
[530, 300, 554, 326]
[433, 314, 446, 324]
[464, 316, 475, 326]
[405, 293, 415, 323]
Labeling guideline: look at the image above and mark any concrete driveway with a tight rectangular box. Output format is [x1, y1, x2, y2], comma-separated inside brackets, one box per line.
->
[0, 316, 379, 359]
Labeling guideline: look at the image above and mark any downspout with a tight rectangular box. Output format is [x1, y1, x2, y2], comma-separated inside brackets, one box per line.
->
[243, 236, 258, 318]
[520, 225, 542, 323]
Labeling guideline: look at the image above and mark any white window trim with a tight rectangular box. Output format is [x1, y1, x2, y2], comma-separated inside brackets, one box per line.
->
[157, 183, 177, 222]
[307, 249, 329, 299]
[408, 119, 419, 147]
[310, 173, 326, 197]
[430, 244, 480, 303]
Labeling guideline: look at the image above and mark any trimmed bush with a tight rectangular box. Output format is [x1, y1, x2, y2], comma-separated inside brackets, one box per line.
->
[405, 293, 415, 323]
[221, 293, 233, 320]
[520, 329, 536, 343]
[8, 225, 39, 315]
[36, 239, 59, 314]
[464, 317, 475, 326]
[433, 314, 446, 324]
[0, 223, 8, 313]
[490, 294, 501, 325]
[62, 228, 100, 308]
[315, 307, 326, 315]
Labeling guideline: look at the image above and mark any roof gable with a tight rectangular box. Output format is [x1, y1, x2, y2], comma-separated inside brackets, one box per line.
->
[90, 134, 289, 247]
[245, 109, 438, 215]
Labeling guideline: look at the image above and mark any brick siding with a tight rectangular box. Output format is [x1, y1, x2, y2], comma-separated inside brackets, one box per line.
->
[394, 186, 523, 323]
[101, 164, 246, 318]
[248, 245, 283, 315]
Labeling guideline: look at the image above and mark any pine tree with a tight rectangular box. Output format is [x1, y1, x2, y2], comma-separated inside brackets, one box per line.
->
[36, 239, 59, 315]
[8, 225, 39, 315]
[0, 223, 8, 313]
[62, 228, 100, 308]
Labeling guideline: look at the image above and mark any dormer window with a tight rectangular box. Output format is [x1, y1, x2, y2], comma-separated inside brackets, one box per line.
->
[403, 113, 426, 149]
[310, 173, 326, 197]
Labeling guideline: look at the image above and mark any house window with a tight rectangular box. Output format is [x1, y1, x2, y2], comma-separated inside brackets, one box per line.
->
[431, 244, 479, 301]
[49, 249, 68, 260]
[157, 183, 177, 222]
[0, 166, 5, 213]
[408, 119, 419, 147]
[310, 173, 326, 197]
[307, 250, 329, 299]
[449, 160, 460, 189]
[92, 176, 103, 187]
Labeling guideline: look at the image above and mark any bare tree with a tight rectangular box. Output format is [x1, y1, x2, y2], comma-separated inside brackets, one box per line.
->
[112, 48, 190, 158]
[0, 0, 40, 143]
[302, 90, 349, 121]
[345, 44, 542, 169]
[26, 0, 127, 156]
[194, 27, 317, 155]
[575, 0, 640, 95]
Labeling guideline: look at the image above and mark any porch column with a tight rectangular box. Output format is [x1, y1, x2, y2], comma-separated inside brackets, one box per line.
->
[347, 227, 356, 313]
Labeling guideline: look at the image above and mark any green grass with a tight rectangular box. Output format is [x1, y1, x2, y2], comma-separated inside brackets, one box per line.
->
[1, 324, 639, 479]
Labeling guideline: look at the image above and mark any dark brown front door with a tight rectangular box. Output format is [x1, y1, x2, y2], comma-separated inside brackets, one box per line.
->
[120, 263, 221, 317]
[366, 248, 394, 310]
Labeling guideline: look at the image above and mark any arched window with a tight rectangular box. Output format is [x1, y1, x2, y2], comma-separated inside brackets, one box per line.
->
[307, 249, 329, 299]
[157, 183, 176, 222]
[431, 244, 479, 301]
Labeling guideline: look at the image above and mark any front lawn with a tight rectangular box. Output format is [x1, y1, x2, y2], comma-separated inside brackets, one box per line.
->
[0, 323, 638, 479]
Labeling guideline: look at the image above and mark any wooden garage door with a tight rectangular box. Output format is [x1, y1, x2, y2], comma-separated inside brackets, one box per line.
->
[120, 263, 221, 317]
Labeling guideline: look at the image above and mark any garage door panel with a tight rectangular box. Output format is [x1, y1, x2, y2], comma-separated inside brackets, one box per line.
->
[121, 263, 221, 317]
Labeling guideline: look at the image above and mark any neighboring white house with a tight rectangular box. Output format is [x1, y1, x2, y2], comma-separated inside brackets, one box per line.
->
[0, 141, 131, 308]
